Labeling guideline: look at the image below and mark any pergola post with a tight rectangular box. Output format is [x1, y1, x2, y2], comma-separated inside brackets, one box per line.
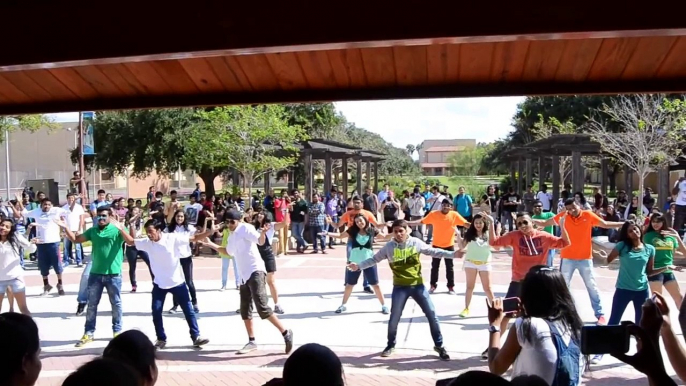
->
[538, 157, 545, 190]
[572, 151, 583, 193]
[600, 158, 608, 196]
[525, 156, 532, 190]
[263, 171, 271, 193]
[304, 152, 313, 201]
[324, 152, 332, 194]
[232, 169, 240, 187]
[510, 162, 516, 191]
[624, 165, 634, 200]
[288, 169, 295, 192]
[342, 156, 349, 198]
[366, 159, 372, 190]
[356, 157, 363, 196]
[552, 156, 560, 212]
[373, 161, 379, 193]
[658, 165, 670, 204]
[517, 158, 524, 195]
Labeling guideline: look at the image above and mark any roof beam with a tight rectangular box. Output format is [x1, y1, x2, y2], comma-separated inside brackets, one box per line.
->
[2, 2, 686, 71]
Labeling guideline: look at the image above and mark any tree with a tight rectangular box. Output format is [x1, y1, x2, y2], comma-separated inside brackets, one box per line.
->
[0, 115, 57, 140]
[587, 95, 686, 215]
[405, 144, 416, 156]
[448, 146, 485, 176]
[189, 105, 306, 195]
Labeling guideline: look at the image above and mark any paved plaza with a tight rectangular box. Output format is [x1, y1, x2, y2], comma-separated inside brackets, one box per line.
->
[8, 245, 685, 385]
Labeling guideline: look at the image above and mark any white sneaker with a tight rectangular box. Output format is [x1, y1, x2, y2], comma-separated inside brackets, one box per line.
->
[591, 354, 603, 364]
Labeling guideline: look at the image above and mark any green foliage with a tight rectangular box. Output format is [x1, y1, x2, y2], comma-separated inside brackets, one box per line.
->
[0, 115, 58, 139]
[448, 146, 486, 176]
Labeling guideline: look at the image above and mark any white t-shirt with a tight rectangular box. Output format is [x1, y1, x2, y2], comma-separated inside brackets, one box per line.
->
[429, 194, 446, 212]
[134, 233, 188, 289]
[184, 203, 203, 225]
[62, 203, 85, 232]
[512, 317, 583, 386]
[536, 191, 552, 211]
[163, 225, 196, 258]
[676, 180, 686, 206]
[226, 223, 266, 283]
[23, 207, 67, 244]
[0, 234, 36, 281]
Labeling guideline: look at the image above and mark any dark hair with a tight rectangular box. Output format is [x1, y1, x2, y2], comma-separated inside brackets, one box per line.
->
[447, 371, 511, 386]
[62, 358, 142, 386]
[155, 191, 163, 197]
[0, 218, 20, 256]
[511, 374, 549, 386]
[515, 212, 530, 218]
[170, 190, 177, 195]
[0, 313, 40, 384]
[103, 330, 157, 384]
[563, 198, 576, 206]
[66, 192, 76, 199]
[540, 184, 548, 191]
[520, 266, 584, 344]
[40, 198, 52, 205]
[464, 213, 489, 243]
[347, 213, 373, 238]
[441, 198, 452, 206]
[144, 219, 165, 231]
[283, 343, 344, 386]
[351, 195, 362, 202]
[253, 211, 274, 229]
[167, 209, 189, 233]
[647, 213, 666, 234]
[96, 206, 111, 215]
[533, 200, 543, 207]
[391, 219, 407, 229]
[618, 221, 642, 253]
[574, 191, 587, 205]
[561, 190, 570, 200]
[97, 189, 106, 195]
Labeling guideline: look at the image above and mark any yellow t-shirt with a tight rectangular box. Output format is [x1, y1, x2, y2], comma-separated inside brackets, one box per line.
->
[220, 228, 233, 259]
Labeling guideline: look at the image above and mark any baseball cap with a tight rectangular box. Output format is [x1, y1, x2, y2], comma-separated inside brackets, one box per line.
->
[224, 210, 242, 221]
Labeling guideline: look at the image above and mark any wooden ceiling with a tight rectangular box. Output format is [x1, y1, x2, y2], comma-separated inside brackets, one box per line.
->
[2, 2, 686, 115]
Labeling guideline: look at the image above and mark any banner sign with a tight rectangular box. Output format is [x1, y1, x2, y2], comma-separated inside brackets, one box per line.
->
[82, 112, 95, 155]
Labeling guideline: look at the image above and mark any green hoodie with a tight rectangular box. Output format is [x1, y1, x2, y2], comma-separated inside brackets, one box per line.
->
[358, 236, 455, 286]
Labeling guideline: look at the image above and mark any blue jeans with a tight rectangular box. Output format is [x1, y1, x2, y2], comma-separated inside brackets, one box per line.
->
[77, 260, 92, 304]
[310, 225, 326, 251]
[547, 250, 556, 267]
[608, 288, 649, 326]
[222, 258, 240, 288]
[291, 222, 307, 249]
[84, 273, 123, 335]
[560, 258, 604, 318]
[328, 216, 338, 247]
[152, 283, 199, 341]
[346, 239, 369, 288]
[63, 236, 83, 265]
[18, 247, 24, 269]
[388, 284, 443, 348]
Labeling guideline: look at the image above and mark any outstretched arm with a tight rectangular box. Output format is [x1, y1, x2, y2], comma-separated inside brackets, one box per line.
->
[54, 218, 89, 243]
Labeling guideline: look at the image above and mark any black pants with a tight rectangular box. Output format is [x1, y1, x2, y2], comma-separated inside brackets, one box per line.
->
[430, 245, 455, 288]
[675, 205, 686, 236]
[173, 257, 197, 307]
[125, 246, 153, 287]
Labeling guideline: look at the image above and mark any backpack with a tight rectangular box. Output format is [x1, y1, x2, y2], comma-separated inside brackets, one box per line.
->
[545, 320, 581, 386]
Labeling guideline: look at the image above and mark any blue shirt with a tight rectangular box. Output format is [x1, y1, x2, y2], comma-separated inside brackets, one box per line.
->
[453, 194, 473, 217]
[422, 191, 432, 211]
[615, 242, 655, 291]
[89, 199, 109, 213]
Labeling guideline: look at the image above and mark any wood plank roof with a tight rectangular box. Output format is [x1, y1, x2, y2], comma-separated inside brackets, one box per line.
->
[2, 2, 686, 114]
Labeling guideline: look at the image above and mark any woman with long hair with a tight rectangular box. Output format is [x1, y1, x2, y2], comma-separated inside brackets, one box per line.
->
[457, 214, 497, 318]
[487, 266, 584, 385]
[326, 213, 388, 314]
[644, 213, 685, 307]
[624, 195, 649, 219]
[124, 206, 153, 293]
[252, 211, 287, 315]
[166, 209, 199, 314]
[0, 218, 36, 315]
[573, 192, 592, 210]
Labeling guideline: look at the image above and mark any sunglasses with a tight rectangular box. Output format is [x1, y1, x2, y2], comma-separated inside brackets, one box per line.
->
[97, 215, 108, 220]
[516, 220, 530, 227]
[533, 205, 543, 208]
[227, 220, 237, 225]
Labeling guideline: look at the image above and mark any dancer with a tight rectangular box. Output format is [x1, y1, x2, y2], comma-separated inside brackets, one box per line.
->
[219, 223, 241, 291]
[252, 211, 286, 314]
[644, 213, 685, 307]
[0, 218, 36, 314]
[347, 219, 461, 360]
[326, 213, 388, 314]
[62, 193, 85, 267]
[482, 212, 569, 359]
[407, 199, 467, 294]
[56, 207, 134, 347]
[457, 213, 497, 318]
[200, 210, 293, 355]
[166, 209, 200, 314]
[124, 206, 153, 293]
[531, 200, 556, 266]
[534, 198, 624, 325]
[128, 219, 214, 349]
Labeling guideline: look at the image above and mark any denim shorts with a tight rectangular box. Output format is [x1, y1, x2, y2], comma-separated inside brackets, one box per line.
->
[0, 278, 26, 293]
[37, 242, 62, 277]
[648, 271, 676, 284]
[345, 265, 379, 286]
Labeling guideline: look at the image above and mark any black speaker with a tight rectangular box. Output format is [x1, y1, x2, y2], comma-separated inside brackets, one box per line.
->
[26, 179, 59, 205]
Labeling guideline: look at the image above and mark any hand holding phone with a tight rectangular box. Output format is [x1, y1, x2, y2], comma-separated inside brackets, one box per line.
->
[581, 325, 630, 355]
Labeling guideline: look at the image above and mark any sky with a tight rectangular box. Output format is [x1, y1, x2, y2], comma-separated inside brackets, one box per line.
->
[49, 96, 524, 148]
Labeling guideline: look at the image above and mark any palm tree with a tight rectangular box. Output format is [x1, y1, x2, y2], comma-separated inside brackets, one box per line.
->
[405, 144, 415, 156]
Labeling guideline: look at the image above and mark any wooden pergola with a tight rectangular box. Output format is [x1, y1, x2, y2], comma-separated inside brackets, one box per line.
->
[2, 4, 686, 114]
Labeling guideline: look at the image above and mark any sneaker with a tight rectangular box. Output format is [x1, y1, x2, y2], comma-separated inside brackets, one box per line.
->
[596, 316, 607, 326]
[458, 308, 470, 318]
[381, 305, 389, 315]
[335, 305, 347, 314]
[381, 345, 395, 357]
[274, 304, 285, 314]
[237, 341, 258, 354]
[57, 284, 65, 296]
[168, 307, 178, 314]
[76, 303, 86, 316]
[481, 348, 489, 360]
[236, 309, 240, 314]
[75, 334, 94, 347]
[193, 336, 210, 347]
[429, 286, 436, 294]
[434, 346, 450, 361]
[310, 250, 318, 254]
[447, 287, 456, 295]
[155, 340, 167, 350]
[283, 329, 294, 354]
[77, 263, 83, 268]
[363, 287, 374, 295]
[321, 250, 327, 254]
[328, 245, 334, 250]
[591, 354, 603, 364]
[131, 285, 137, 293]
[193, 304, 200, 314]
[219, 286, 226, 292]
[42, 284, 53, 296]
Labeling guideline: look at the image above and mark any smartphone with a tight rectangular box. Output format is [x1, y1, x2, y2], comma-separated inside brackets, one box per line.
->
[502, 297, 520, 314]
[581, 325, 630, 355]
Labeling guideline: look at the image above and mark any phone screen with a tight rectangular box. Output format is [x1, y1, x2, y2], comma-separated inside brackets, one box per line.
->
[502, 297, 520, 314]
[581, 325, 630, 355]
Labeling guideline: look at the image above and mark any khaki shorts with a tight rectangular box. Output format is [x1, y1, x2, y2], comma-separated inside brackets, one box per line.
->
[239, 271, 273, 320]
[463, 260, 492, 272]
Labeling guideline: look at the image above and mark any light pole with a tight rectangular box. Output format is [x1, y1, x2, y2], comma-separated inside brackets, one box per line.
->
[4, 130, 10, 199]
[78, 112, 88, 204]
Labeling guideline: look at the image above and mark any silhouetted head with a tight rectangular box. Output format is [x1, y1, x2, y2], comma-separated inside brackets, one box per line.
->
[283, 343, 344, 386]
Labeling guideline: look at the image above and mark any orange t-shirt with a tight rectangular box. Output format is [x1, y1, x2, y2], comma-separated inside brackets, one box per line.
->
[340, 209, 378, 227]
[490, 229, 567, 281]
[553, 210, 601, 260]
[421, 211, 466, 248]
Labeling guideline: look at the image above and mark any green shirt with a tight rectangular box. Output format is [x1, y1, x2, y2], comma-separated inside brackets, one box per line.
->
[615, 242, 655, 291]
[349, 234, 373, 264]
[83, 224, 125, 275]
[220, 229, 232, 259]
[644, 231, 678, 273]
[532, 212, 555, 234]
